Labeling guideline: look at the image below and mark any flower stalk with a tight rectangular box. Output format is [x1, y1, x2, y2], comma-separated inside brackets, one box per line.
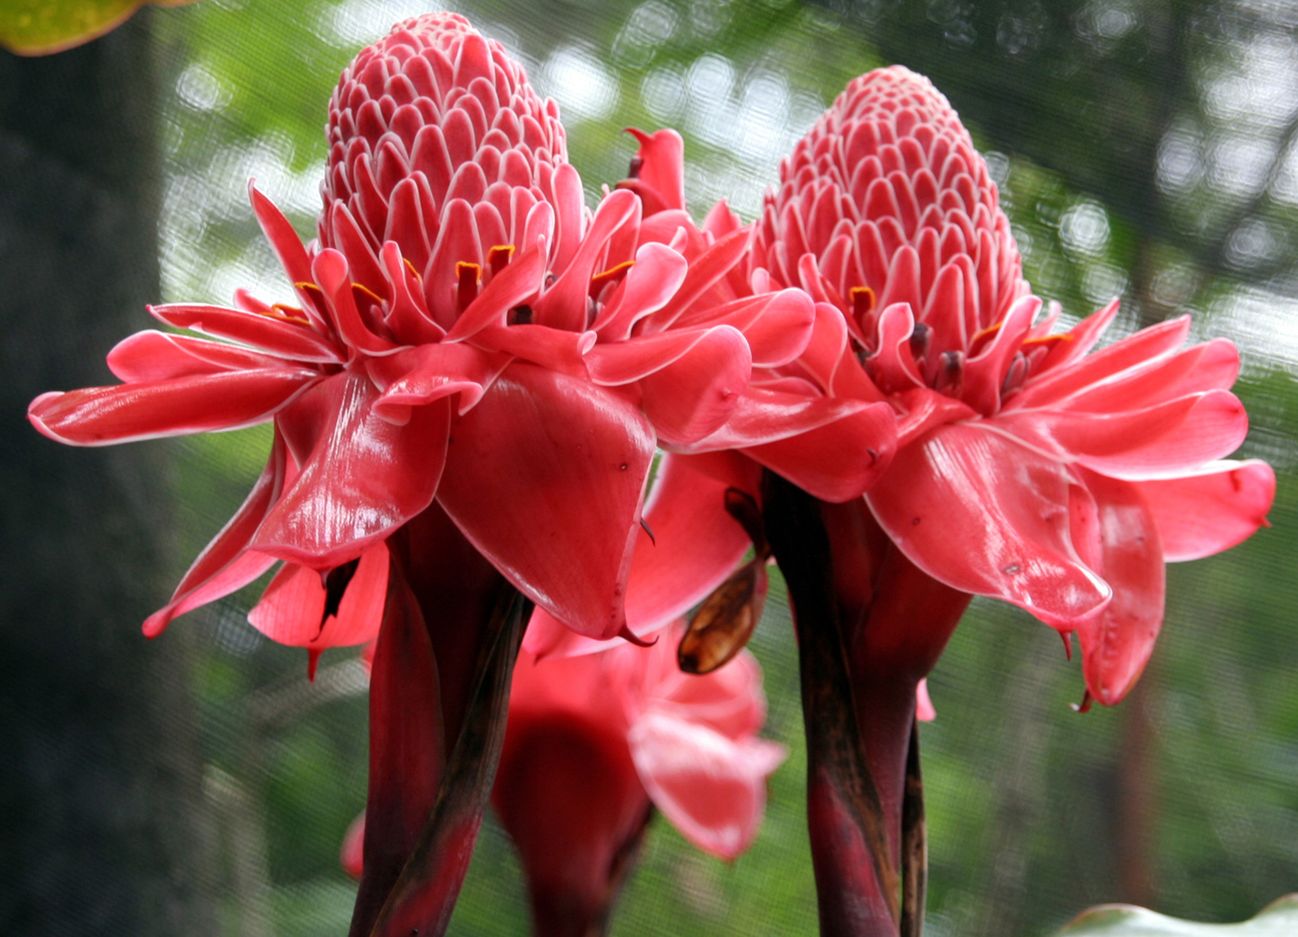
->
[762, 471, 900, 935]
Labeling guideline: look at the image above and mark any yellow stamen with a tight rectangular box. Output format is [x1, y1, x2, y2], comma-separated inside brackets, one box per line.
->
[590, 259, 635, 293]
[351, 282, 384, 306]
[402, 257, 422, 282]
[1021, 333, 1075, 351]
[971, 319, 1005, 347]
[265, 303, 311, 327]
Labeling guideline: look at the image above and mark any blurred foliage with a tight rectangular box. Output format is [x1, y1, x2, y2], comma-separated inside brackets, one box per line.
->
[114, 0, 1298, 934]
[0, 0, 193, 55]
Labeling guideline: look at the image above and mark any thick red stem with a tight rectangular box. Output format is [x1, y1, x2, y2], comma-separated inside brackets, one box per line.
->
[764, 480, 971, 936]
[763, 474, 897, 935]
[348, 507, 531, 937]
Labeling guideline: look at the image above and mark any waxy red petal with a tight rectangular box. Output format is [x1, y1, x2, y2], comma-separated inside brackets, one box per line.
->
[253, 373, 451, 567]
[625, 128, 686, 213]
[107, 330, 284, 381]
[29, 368, 317, 446]
[629, 709, 785, 860]
[1014, 314, 1190, 409]
[249, 183, 330, 330]
[1074, 472, 1165, 705]
[743, 398, 897, 503]
[442, 243, 547, 341]
[631, 326, 752, 446]
[867, 424, 1111, 627]
[247, 543, 389, 650]
[1134, 460, 1276, 562]
[150, 303, 341, 363]
[436, 362, 654, 639]
[523, 452, 760, 659]
[368, 342, 510, 416]
[312, 249, 398, 355]
[142, 436, 289, 637]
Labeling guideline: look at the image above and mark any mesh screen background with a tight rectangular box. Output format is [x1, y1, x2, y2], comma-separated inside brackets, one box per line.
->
[7, 1, 1297, 935]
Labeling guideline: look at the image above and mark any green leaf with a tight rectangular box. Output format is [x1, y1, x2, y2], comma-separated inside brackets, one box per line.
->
[0, 0, 193, 56]
[1056, 895, 1298, 936]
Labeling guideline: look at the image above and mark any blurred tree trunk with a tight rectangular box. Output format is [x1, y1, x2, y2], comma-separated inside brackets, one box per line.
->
[0, 14, 216, 936]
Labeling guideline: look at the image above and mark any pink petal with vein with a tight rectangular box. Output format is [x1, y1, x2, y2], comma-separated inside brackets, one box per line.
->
[1134, 460, 1276, 562]
[867, 424, 1111, 628]
[29, 369, 317, 446]
[253, 373, 451, 567]
[437, 363, 654, 638]
[107, 330, 284, 381]
[1074, 472, 1165, 705]
[629, 710, 785, 860]
[150, 303, 340, 363]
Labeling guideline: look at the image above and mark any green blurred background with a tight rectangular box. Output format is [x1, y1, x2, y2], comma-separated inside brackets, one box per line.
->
[5, 1, 1296, 934]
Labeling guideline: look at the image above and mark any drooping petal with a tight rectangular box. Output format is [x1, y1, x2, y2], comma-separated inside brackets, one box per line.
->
[1133, 460, 1276, 562]
[436, 362, 655, 638]
[28, 368, 317, 446]
[867, 423, 1111, 628]
[150, 303, 341, 363]
[107, 330, 285, 381]
[523, 452, 761, 659]
[246, 543, 389, 651]
[629, 709, 786, 860]
[142, 436, 289, 637]
[1073, 472, 1165, 706]
[253, 373, 451, 567]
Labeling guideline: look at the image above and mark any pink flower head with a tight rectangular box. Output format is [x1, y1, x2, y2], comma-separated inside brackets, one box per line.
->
[752, 66, 1275, 704]
[342, 623, 786, 918]
[28, 14, 811, 652]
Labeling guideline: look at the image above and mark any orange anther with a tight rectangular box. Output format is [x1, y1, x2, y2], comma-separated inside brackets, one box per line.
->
[351, 282, 384, 306]
[487, 244, 516, 276]
[850, 285, 876, 319]
[590, 259, 635, 295]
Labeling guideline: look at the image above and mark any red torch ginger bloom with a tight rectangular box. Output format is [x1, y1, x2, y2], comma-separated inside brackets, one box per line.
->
[343, 623, 786, 931]
[27, 13, 811, 649]
[747, 65, 1275, 707]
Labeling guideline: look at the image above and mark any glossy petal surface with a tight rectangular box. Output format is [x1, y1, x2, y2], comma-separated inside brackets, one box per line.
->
[437, 363, 654, 638]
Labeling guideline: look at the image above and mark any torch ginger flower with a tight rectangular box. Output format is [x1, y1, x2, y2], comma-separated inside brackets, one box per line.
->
[27, 14, 814, 935]
[748, 65, 1275, 708]
[343, 623, 786, 935]
[27, 13, 813, 648]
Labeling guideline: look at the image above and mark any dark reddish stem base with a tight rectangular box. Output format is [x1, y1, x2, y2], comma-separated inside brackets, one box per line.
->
[348, 509, 532, 937]
[763, 473, 902, 935]
[763, 474, 960, 937]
